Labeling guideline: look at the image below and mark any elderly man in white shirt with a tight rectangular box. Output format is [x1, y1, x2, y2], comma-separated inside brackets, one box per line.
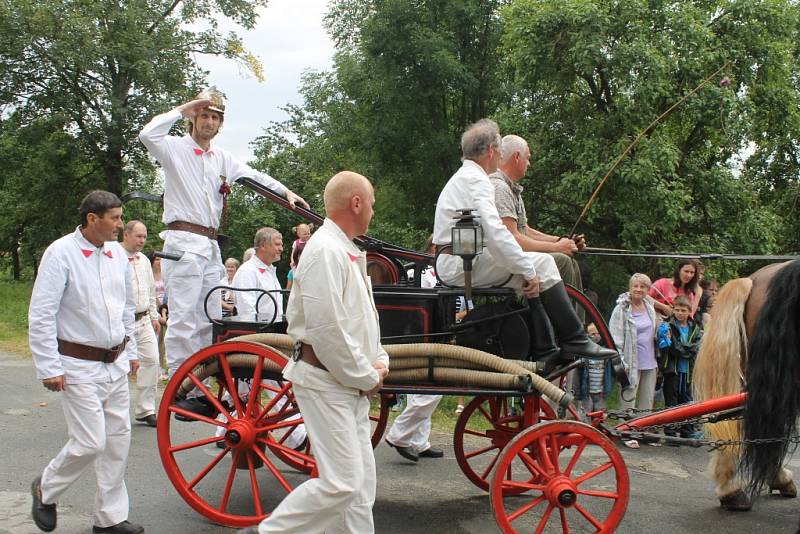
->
[219, 227, 307, 450]
[139, 88, 308, 418]
[433, 119, 615, 365]
[28, 190, 144, 534]
[121, 220, 161, 428]
[231, 227, 284, 322]
[239, 172, 389, 534]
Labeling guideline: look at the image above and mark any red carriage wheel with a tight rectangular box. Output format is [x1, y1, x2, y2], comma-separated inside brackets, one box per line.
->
[453, 396, 557, 493]
[370, 394, 392, 448]
[157, 341, 316, 528]
[490, 420, 629, 534]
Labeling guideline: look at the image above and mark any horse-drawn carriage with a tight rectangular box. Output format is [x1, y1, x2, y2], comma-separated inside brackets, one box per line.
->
[152, 178, 791, 533]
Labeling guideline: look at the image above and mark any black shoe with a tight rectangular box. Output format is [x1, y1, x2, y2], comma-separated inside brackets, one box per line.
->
[293, 436, 309, 452]
[173, 396, 217, 421]
[31, 476, 56, 532]
[135, 414, 157, 427]
[92, 520, 145, 533]
[385, 438, 418, 462]
[418, 446, 444, 458]
[540, 282, 618, 360]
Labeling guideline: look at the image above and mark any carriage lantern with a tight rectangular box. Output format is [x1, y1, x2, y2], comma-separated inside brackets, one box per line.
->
[452, 208, 483, 300]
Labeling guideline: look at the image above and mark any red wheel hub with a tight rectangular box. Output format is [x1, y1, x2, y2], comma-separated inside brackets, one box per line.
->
[224, 419, 256, 449]
[544, 475, 578, 508]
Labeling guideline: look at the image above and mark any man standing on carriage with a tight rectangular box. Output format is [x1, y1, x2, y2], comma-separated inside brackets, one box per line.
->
[138, 87, 308, 418]
[433, 119, 616, 364]
[239, 171, 389, 534]
[29, 190, 144, 534]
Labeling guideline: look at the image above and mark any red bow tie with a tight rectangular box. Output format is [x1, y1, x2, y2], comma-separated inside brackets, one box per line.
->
[81, 249, 93, 258]
[258, 268, 266, 274]
[128, 256, 139, 262]
[347, 252, 359, 262]
[193, 148, 213, 156]
[103, 250, 113, 259]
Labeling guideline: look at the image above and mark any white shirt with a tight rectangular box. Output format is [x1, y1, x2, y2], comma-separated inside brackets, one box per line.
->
[126, 251, 158, 320]
[406, 266, 437, 289]
[139, 109, 289, 255]
[433, 159, 536, 281]
[28, 227, 138, 383]
[283, 218, 389, 393]
[231, 255, 284, 322]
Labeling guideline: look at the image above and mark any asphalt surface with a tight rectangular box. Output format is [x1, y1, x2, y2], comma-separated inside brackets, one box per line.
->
[2, 349, 799, 534]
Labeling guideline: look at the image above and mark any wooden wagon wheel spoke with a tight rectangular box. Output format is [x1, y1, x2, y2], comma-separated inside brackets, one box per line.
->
[507, 495, 548, 524]
[187, 449, 229, 490]
[244, 354, 265, 417]
[563, 438, 588, 477]
[245, 452, 263, 517]
[169, 435, 222, 453]
[219, 450, 240, 513]
[182, 372, 232, 422]
[573, 502, 604, 530]
[218, 354, 245, 416]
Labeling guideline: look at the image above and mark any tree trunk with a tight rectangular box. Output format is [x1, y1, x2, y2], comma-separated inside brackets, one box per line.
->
[11, 243, 20, 281]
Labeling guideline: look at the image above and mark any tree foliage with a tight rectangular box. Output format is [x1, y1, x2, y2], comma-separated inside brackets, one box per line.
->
[0, 0, 269, 276]
[252, 0, 800, 311]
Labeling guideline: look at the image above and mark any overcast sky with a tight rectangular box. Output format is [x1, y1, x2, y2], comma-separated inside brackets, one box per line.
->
[195, 1, 335, 163]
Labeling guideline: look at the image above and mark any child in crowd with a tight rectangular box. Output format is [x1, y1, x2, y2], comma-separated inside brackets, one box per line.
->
[657, 295, 703, 439]
[290, 223, 313, 267]
[286, 242, 305, 290]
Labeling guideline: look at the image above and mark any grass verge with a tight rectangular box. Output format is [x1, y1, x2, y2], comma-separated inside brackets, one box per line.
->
[0, 280, 31, 355]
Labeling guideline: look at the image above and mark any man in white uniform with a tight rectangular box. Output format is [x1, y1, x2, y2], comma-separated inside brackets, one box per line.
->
[239, 171, 389, 534]
[386, 235, 444, 462]
[231, 227, 285, 322]
[433, 119, 615, 364]
[224, 227, 307, 450]
[139, 88, 307, 418]
[122, 221, 160, 427]
[29, 190, 144, 534]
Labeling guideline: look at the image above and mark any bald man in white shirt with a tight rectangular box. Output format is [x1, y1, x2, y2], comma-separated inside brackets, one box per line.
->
[121, 220, 160, 427]
[239, 172, 389, 534]
[29, 190, 144, 534]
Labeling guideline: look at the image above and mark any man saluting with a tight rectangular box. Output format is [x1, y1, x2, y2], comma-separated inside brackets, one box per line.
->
[139, 88, 307, 417]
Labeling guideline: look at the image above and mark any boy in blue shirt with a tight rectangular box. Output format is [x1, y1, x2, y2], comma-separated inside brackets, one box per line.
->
[657, 296, 703, 439]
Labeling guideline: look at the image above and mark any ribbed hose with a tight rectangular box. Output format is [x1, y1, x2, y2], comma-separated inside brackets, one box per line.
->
[183, 333, 571, 408]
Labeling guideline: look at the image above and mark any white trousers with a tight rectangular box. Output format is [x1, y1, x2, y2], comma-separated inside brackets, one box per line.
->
[133, 317, 159, 418]
[438, 247, 561, 291]
[215, 379, 307, 449]
[164, 249, 223, 377]
[385, 394, 442, 453]
[40, 375, 131, 528]
[258, 384, 375, 534]
[618, 368, 658, 410]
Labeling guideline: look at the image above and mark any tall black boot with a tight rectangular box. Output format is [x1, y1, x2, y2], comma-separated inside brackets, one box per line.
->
[540, 282, 618, 359]
[528, 297, 561, 363]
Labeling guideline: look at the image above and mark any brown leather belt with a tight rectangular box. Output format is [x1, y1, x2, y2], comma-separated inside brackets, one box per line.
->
[57, 337, 129, 364]
[135, 311, 148, 321]
[298, 343, 328, 371]
[167, 220, 217, 240]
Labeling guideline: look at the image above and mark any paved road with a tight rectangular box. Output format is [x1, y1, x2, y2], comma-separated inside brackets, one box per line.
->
[2, 349, 798, 534]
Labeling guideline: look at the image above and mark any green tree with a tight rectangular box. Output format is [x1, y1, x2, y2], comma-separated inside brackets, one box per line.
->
[0, 0, 269, 271]
[499, 0, 797, 307]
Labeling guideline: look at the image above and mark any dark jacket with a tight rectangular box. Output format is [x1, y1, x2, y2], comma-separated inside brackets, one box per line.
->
[658, 315, 702, 377]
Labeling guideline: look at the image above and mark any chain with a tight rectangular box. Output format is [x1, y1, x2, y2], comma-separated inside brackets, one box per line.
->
[603, 407, 800, 450]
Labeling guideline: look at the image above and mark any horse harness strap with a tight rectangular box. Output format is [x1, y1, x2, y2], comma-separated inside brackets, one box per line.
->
[167, 220, 218, 240]
[57, 337, 129, 364]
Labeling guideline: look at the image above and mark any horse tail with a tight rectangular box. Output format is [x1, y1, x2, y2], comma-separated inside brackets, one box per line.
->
[693, 278, 751, 459]
[742, 259, 800, 500]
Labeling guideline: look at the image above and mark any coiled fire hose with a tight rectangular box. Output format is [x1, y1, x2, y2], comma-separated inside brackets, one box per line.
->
[176, 333, 572, 409]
